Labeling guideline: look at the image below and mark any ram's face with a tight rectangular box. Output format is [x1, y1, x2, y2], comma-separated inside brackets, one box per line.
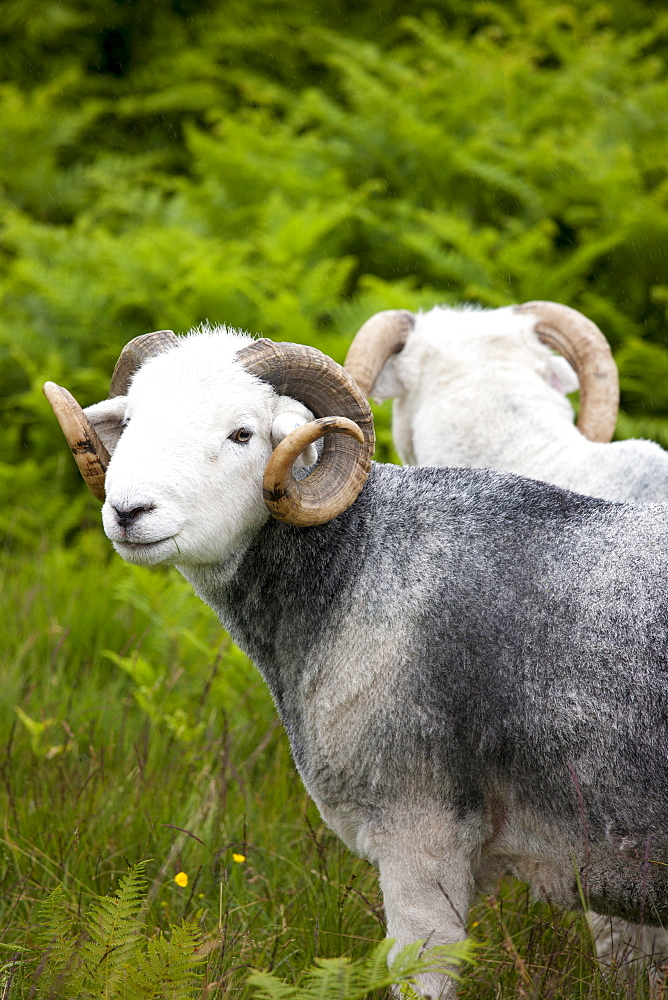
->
[46, 330, 374, 556]
[84, 339, 315, 568]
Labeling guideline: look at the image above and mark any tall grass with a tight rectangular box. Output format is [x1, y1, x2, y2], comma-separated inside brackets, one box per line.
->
[1, 531, 388, 994]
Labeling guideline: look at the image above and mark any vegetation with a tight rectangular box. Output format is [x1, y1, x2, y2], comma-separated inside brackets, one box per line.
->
[1, 0, 667, 995]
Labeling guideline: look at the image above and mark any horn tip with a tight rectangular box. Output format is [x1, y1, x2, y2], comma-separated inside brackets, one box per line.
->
[43, 380, 68, 406]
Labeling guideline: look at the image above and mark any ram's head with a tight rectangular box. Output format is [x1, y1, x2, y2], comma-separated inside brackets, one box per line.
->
[45, 330, 374, 566]
[344, 301, 619, 444]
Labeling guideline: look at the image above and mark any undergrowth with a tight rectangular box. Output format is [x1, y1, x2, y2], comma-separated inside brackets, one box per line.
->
[0, 855, 471, 999]
[17, 863, 203, 998]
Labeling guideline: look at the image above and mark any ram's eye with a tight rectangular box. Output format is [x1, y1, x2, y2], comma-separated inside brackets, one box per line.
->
[230, 427, 252, 444]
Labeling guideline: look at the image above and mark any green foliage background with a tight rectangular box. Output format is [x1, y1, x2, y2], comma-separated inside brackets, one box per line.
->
[1, 1, 668, 995]
[3, 0, 668, 546]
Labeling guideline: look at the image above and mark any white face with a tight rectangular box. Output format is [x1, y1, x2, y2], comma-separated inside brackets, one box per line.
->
[85, 334, 315, 568]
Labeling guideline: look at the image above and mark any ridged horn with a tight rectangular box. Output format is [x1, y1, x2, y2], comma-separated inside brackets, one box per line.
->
[236, 340, 375, 526]
[344, 310, 416, 395]
[45, 329, 179, 500]
[515, 301, 619, 443]
[43, 381, 110, 501]
[109, 330, 179, 398]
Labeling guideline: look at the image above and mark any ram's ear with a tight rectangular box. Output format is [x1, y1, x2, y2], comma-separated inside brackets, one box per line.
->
[546, 355, 579, 395]
[271, 399, 318, 467]
[369, 355, 404, 404]
[83, 397, 128, 455]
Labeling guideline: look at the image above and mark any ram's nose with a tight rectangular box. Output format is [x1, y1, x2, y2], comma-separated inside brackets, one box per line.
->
[112, 503, 154, 528]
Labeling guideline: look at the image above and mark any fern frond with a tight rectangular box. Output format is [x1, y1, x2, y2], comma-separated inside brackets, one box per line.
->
[249, 969, 301, 1000]
[123, 920, 205, 999]
[78, 862, 146, 991]
[24, 868, 207, 999]
[33, 885, 83, 996]
[248, 938, 476, 1000]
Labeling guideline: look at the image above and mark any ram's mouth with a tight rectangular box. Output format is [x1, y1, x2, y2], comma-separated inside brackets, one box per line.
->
[114, 534, 176, 548]
[112, 536, 178, 564]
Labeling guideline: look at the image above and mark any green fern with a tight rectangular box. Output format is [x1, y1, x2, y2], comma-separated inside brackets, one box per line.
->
[5, 0, 668, 549]
[35, 884, 82, 995]
[77, 861, 147, 992]
[247, 937, 476, 1000]
[123, 921, 204, 1000]
[26, 864, 204, 999]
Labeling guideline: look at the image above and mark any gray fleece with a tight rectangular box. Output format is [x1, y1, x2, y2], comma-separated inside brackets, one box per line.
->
[187, 462, 668, 924]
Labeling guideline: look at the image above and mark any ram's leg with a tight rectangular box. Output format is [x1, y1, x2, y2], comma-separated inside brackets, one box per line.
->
[375, 817, 476, 999]
[588, 912, 668, 995]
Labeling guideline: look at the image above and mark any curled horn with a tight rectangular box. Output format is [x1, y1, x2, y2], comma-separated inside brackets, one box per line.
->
[515, 301, 619, 443]
[344, 310, 416, 396]
[109, 330, 179, 398]
[43, 330, 179, 500]
[43, 381, 110, 501]
[236, 340, 375, 526]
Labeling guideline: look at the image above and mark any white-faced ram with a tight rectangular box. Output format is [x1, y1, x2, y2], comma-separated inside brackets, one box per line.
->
[345, 302, 668, 502]
[45, 328, 668, 998]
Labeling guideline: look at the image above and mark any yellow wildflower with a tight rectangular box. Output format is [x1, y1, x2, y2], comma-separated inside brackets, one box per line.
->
[174, 871, 189, 887]
[232, 853, 246, 863]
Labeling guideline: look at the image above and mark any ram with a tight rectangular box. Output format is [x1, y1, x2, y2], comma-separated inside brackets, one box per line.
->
[345, 301, 668, 981]
[345, 301, 668, 503]
[346, 302, 668, 981]
[46, 328, 668, 998]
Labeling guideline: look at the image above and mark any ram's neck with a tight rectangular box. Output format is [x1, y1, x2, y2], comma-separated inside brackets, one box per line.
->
[179, 475, 373, 735]
[400, 366, 586, 481]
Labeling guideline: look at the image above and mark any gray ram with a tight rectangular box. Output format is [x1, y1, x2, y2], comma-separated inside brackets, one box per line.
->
[45, 328, 668, 997]
[346, 302, 668, 980]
